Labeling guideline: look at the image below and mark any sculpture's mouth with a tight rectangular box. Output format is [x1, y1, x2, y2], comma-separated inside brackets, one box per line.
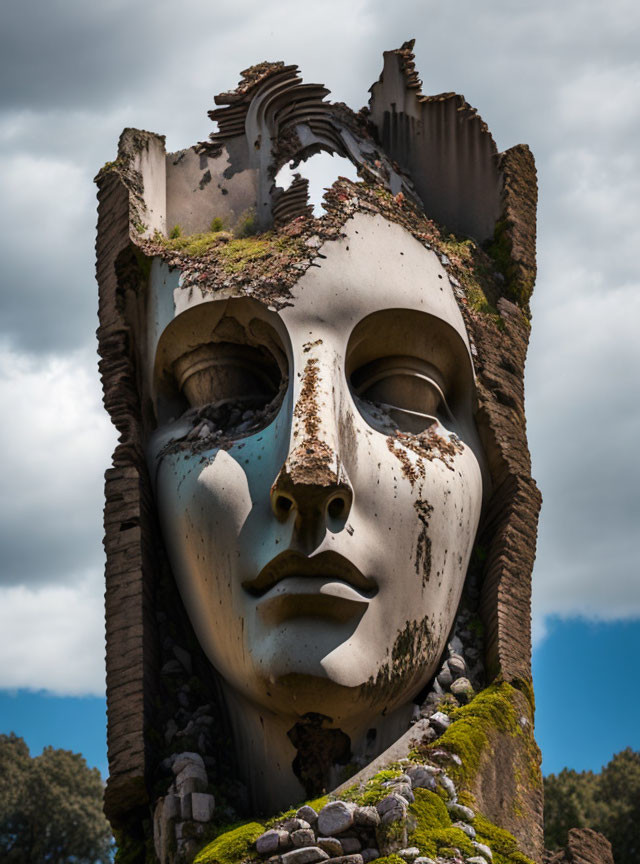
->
[243, 550, 378, 599]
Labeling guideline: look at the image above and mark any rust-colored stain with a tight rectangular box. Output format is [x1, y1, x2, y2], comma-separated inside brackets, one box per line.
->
[284, 356, 339, 487]
[386, 427, 464, 489]
[414, 499, 434, 587]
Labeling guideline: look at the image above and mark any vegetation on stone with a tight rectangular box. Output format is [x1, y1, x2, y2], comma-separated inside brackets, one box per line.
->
[416, 683, 520, 788]
[0, 733, 113, 863]
[193, 821, 264, 864]
[408, 788, 474, 858]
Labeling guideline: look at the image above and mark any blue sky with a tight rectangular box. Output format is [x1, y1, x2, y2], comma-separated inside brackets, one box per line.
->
[0, 0, 639, 787]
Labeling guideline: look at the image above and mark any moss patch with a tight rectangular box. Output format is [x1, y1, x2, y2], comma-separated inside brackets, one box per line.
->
[341, 768, 402, 806]
[407, 788, 474, 858]
[149, 228, 306, 274]
[410, 683, 520, 790]
[193, 821, 264, 864]
[473, 812, 535, 864]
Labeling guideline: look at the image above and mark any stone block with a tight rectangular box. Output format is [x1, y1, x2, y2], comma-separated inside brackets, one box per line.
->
[191, 792, 215, 822]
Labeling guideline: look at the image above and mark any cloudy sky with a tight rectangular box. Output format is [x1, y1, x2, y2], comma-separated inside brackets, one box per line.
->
[0, 0, 638, 775]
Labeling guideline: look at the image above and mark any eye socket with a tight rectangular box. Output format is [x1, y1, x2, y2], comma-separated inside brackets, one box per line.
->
[170, 341, 286, 440]
[174, 342, 281, 410]
[350, 356, 453, 435]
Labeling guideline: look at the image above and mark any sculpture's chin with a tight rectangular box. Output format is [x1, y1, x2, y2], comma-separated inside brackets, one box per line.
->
[218, 623, 434, 726]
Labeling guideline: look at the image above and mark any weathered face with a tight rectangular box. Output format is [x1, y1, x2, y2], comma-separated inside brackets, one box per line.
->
[147, 213, 485, 726]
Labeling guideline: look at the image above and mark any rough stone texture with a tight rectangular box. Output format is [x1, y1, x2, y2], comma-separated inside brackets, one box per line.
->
[369, 41, 501, 244]
[544, 828, 615, 864]
[317, 801, 356, 836]
[281, 847, 329, 864]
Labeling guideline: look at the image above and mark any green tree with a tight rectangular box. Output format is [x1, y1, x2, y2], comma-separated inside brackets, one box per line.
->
[0, 733, 113, 863]
[544, 747, 640, 864]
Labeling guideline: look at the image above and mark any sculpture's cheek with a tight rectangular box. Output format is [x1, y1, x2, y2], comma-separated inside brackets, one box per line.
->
[321, 424, 483, 700]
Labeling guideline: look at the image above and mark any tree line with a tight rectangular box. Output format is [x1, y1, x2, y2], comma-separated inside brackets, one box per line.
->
[544, 747, 640, 864]
[0, 732, 113, 863]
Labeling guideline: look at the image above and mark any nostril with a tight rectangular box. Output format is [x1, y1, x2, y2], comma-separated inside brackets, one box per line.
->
[274, 494, 294, 517]
[327, 495, 347, 520]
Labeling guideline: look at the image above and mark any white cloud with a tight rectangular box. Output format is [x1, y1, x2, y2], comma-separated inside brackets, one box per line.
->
[0, 574, 105, 696]
[0, 344, 117, 586]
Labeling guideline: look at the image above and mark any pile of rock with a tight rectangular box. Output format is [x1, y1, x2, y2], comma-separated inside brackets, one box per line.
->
[417, 617, 484, 731]
[153, 752, 216, 864]
[254, 762, 493, 864]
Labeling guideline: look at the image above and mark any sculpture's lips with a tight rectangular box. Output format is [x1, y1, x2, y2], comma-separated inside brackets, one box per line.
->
[243, 550, 378, 599]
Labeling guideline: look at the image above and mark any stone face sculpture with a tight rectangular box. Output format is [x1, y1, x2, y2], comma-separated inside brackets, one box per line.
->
[96, 41, 549, 864]
[148, 211, 486, 810]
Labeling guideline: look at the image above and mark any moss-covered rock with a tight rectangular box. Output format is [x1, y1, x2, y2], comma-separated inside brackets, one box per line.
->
[407, 788, 474, 858]
[193, 821, 264, 864]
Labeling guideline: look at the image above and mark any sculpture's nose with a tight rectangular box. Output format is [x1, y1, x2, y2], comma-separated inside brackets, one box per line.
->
[270, 350, 353, 549]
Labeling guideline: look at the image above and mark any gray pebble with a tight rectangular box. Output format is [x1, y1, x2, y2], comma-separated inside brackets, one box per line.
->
[438, 774, 457, 801]
[282, 819, 311, 833]
[317, 801, 356, 836]
[296, 806, 318, 824]
[429, 711, 451, 732]
[322, 857, 363, 864]
[354, 805, 380, 828]
[317, 837, 343, 857]
[376, 793, 407, 820]
[257, 829, 290, 856]
[450, 677, 474, 702]
[472, 841, 493, 861]
[397, 848, 421, 861]
[340, 837, 361, 854]
[361, 850, 379, 863]
[406, 765, 438, 790]
[447, 802, 475, 822]
[291, 830, 315, 848]
[447, 654, 466, 678]
[389, 782, 414, 803]
[281, 848, 328, 864]
[453, 820, 476, 839]
[437, 666, 453, 688]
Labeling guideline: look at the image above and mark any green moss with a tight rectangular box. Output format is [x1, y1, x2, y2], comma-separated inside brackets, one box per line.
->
[407, 788, 474, 858]
[424, 683, 520, 789]
[193, 821, 264, 864]
[473, 812, 535, 864]
[438, 235, 503, 326]
[210, 216, 225, 232]
[152, 227, 305, 273]
[512, 677, 536, 715]
[487, 219, 534, 311]
[341, 768, 402, 806]
[234, 209, 258, 238]
[370, 856, 405, 864]
[169, 224, 183, 239]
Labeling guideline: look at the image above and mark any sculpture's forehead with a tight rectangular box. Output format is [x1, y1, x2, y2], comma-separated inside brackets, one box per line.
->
[147, 214, 472, 379]
[280, 214, 471, 352]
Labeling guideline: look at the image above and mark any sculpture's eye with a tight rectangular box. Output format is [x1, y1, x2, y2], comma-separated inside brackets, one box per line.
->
[170, 341, 286, 438]
[174, 342, 282, 410]
[350, 356, 453, 435]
